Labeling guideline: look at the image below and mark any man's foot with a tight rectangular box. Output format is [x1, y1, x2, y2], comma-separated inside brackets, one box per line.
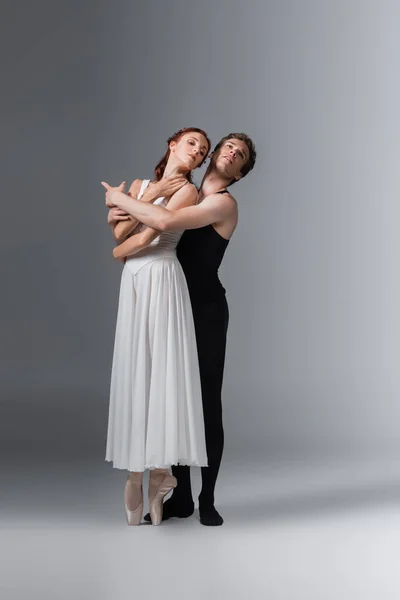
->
[143, 495, 194, 522]
[199, 503, 224, 526]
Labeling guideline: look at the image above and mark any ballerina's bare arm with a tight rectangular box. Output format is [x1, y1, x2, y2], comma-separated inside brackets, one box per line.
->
[113, 184, 198, 260]
[110, 189, 238, 233]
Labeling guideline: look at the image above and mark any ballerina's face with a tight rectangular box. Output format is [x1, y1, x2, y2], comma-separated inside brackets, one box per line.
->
[169, 132, 210, 170]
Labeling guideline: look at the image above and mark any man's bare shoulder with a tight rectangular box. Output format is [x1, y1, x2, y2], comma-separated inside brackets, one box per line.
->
[203, 191, 238, 214]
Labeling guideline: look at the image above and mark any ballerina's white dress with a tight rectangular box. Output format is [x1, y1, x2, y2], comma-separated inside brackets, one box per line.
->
[106, 179, 208, 472]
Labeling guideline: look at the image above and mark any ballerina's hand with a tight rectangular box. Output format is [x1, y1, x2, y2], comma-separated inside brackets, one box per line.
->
[152, 176, 188, 199]
[107, 207, 130, 224]
[101, 181, 126, 207]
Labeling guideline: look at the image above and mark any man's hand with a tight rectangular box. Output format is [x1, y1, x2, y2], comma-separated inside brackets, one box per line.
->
[149, 176, 188, 199]
[101, 181, 126, 207]
[108, 207, 130, 225]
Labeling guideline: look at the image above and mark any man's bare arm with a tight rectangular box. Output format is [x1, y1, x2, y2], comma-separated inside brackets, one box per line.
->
[111, 191, 237, 233]
[113, 179, 166, 241]
[113, 184, 199, 259]
[109, 177, 188, 241]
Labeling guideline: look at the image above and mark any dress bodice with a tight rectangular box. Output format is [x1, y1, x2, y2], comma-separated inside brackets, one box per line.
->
[124, 179, 183, 274]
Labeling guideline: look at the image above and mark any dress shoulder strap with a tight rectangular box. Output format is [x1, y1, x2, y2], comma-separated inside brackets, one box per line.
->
[138, 179, 150, 199]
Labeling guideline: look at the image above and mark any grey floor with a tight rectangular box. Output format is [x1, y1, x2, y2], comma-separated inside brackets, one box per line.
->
[2, 456, 400, 600]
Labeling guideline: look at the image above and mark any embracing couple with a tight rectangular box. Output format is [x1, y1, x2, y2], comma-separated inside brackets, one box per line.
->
[102, 128, 256, 527]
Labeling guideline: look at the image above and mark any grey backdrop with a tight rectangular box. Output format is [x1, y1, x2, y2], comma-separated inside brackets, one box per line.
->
[2, 0, 400, 464]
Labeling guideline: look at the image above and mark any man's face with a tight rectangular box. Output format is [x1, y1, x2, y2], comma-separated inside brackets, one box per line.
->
[213, 138, 250, 181]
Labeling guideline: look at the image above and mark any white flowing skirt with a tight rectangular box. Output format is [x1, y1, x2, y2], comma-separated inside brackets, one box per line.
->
[106, 253, 208, 472]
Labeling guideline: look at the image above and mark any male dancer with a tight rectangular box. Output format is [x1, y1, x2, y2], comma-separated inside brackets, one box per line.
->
[104, 133, 256, 525]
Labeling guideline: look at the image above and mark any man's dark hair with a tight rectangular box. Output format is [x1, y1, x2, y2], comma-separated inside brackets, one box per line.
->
[212, 133, 256, 185]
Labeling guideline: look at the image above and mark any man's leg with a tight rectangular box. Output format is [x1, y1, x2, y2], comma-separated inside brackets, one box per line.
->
[195, 297, 229, 526]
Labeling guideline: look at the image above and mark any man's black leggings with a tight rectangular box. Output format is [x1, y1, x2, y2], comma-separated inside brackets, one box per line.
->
[172, 295, 229, 505]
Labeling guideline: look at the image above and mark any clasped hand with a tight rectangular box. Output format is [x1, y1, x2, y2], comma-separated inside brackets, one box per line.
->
[101, 176, 188, 208]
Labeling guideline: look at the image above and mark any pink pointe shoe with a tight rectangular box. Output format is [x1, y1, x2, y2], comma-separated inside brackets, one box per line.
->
[124, 476, 143, 526]
[149, 473, 177, 526]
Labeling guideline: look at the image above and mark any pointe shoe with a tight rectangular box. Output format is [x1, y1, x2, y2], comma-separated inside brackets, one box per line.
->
[124, 479, 143, 526]
[149, 474, 177, 526]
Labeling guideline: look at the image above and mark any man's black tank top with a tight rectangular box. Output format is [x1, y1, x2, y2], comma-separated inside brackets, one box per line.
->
[177, 190, 230, 301]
